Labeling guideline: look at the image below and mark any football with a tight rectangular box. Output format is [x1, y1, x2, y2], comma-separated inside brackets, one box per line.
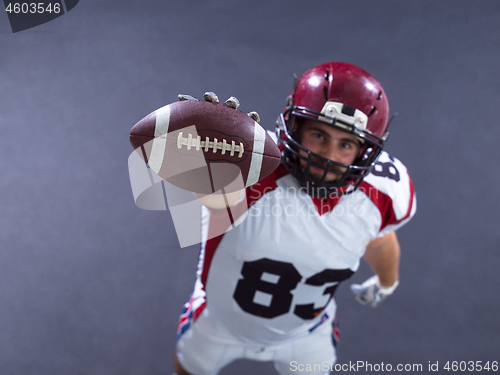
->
[129, 94, 281, 194]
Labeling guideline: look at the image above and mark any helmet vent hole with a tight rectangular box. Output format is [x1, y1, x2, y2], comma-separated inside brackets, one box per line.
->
[368, 106, 376, 117]
[377, 91, 382, 100]
[323, 86, 328, 101]
[325, 69, 330, 81]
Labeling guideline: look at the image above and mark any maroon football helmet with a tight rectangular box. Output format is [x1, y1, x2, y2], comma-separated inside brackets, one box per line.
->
[276, 62, 391, 197]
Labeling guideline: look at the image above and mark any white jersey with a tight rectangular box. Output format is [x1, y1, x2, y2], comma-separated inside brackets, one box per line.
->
[178, 151, 416, 346]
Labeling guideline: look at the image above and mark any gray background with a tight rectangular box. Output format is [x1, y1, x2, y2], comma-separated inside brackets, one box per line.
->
[1, 1, 499, 374]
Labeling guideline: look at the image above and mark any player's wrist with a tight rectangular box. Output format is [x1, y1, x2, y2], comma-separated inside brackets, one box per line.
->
[378, 279, 399, 295]
[376, 273, 399, 288]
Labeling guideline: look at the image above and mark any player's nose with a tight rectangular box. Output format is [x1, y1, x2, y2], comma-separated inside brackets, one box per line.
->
[320, 142, 340, 163]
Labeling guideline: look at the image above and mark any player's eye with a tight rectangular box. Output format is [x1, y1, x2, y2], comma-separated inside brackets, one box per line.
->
[313, 132, 325, 140]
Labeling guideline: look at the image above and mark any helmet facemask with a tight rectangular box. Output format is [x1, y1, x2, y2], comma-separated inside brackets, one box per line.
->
[277, 102, 388, 198]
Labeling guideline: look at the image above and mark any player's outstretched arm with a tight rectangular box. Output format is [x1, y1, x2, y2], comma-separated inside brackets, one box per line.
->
[350, 231, 400, 307]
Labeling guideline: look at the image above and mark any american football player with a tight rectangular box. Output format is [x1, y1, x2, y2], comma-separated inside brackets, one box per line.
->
[173, 62, 416, 375]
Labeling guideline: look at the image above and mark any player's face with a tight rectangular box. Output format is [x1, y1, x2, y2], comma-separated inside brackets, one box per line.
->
[297, 119, 360, 182]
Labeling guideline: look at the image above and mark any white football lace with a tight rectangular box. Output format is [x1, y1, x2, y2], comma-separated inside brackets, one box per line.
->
[177, 132, 244, 158]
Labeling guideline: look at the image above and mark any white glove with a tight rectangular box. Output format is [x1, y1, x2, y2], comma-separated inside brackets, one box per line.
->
[350, 275, 399, 307]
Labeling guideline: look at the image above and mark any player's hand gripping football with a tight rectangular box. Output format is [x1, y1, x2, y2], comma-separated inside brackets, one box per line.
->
[178, 91, 261, 122]
[350, 275, 399, 307]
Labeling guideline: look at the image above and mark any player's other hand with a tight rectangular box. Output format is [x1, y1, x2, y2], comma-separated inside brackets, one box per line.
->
[350, 275, 399, 307]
